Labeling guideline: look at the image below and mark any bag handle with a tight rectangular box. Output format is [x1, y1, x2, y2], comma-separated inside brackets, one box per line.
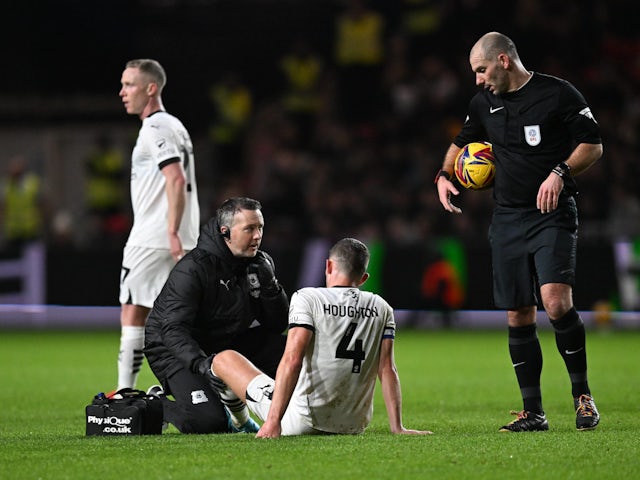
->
[92, 388, 148, 404]
[113, 388, 147, 398]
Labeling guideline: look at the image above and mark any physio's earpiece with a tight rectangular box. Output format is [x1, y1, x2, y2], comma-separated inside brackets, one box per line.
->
[220, 228, 230, 239]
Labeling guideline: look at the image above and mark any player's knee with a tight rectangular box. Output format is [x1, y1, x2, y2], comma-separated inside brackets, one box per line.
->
[540, 284, 572, 318]
[544, 298, 573, 320]
[212, 350, 236, 376]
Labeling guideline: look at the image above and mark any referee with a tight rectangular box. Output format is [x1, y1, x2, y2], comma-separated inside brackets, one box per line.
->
[435, 32, 602, 432]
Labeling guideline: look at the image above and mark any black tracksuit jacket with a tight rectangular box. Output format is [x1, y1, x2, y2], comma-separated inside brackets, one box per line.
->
[144, 217, 289, 383]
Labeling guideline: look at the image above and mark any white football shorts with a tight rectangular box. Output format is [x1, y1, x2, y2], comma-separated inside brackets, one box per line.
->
[119, 245, 175, 308]
[246, 374, 325, 436]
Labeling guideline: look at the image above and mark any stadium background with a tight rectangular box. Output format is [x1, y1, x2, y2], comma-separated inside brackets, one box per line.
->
[0, 0, 638, 319]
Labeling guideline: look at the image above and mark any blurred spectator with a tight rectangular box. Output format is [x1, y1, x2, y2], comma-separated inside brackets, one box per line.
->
[396, 0, 450, 62]
[380, 34, 420, 139]
[0, 156, 45, 254]
[608, 184, 640, 239]
[208, 72, 253, 177]
[279, 40, 325, 149]
[85, 134, 129, 245]
[334, 0, 386, 125]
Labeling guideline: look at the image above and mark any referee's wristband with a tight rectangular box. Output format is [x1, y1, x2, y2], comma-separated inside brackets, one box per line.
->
[434, 169, 451, 184]
[551, 162, 571, 179]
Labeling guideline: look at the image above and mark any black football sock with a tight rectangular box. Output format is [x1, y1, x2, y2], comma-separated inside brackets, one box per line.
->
[508, 324, 544, 414]
[550, 307, 590, 398]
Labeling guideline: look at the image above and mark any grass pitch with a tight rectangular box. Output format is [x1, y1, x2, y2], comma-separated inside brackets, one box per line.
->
[0, 327, 638, 479]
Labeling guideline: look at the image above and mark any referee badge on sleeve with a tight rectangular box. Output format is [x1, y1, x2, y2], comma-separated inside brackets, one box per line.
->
[524, 125, 541, 146]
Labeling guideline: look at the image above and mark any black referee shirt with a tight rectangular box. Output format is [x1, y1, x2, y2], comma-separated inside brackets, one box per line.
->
[455, 72, 601, 208]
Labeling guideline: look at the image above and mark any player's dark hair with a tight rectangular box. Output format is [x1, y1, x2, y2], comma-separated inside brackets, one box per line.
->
[126, 59, 167, 90]
[329, 238, 370, 280]
[216, 197, 262, 232]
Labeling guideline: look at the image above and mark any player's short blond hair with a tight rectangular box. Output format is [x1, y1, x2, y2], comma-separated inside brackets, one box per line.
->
[126, 59, 167, 91]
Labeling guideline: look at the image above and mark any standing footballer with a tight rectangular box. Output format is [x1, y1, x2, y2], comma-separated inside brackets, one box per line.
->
[114, 59, 200, 392]
[435, 32, 602, 432]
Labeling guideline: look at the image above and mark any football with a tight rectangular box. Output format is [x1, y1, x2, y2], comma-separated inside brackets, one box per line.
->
[453, 142, 496, 190]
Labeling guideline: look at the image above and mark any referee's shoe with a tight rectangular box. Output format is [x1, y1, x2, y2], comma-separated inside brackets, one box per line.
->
[499, 410, 549, 432]
[575, 394, 600, 431]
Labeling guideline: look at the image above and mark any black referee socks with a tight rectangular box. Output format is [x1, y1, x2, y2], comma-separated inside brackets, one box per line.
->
[508, 324, 544, 414]
[550, 307, 591, 398]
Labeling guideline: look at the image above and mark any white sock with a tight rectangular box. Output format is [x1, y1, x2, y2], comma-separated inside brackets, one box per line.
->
[117, 326, 145, 390]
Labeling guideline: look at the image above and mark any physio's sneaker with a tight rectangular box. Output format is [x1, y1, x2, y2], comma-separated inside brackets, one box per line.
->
[146, 385, 166, 399]
[499, 410, 549, 432]
[575, 394, 600, 431]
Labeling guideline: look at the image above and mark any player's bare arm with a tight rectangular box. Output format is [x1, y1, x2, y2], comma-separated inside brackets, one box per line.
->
[162, 160, 187, 260]
[256, 326, 312, 439]
[536, 143, 603, 214]
[436, 143, 463, 215]
[378, 338, 433, 435]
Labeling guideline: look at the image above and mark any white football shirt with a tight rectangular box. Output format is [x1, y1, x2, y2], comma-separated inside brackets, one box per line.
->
[126, 111, 200, 249]
[288, 286, 396, 434]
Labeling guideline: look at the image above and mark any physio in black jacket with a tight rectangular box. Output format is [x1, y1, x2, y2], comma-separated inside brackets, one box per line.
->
[144, 197, 288, 433]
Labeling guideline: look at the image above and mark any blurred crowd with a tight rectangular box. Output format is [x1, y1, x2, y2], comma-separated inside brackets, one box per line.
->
[1, 0, 638, 252]
[209, 0, 640, 247]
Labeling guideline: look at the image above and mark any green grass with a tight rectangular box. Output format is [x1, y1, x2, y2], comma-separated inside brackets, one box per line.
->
[1, 328, 638, 479]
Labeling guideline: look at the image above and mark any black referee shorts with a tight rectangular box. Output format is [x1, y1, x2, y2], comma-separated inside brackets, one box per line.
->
[488, 199, 578, 310]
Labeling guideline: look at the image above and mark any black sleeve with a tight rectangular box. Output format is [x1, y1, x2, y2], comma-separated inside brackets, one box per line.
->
[254, 251, 289, 334]
[454, 93, 489, 147]
[559, 81, 602, 145]
[156, 258, 210, 373]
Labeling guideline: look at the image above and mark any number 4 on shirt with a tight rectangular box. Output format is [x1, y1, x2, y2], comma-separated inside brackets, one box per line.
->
[336, 322, 365, 373]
